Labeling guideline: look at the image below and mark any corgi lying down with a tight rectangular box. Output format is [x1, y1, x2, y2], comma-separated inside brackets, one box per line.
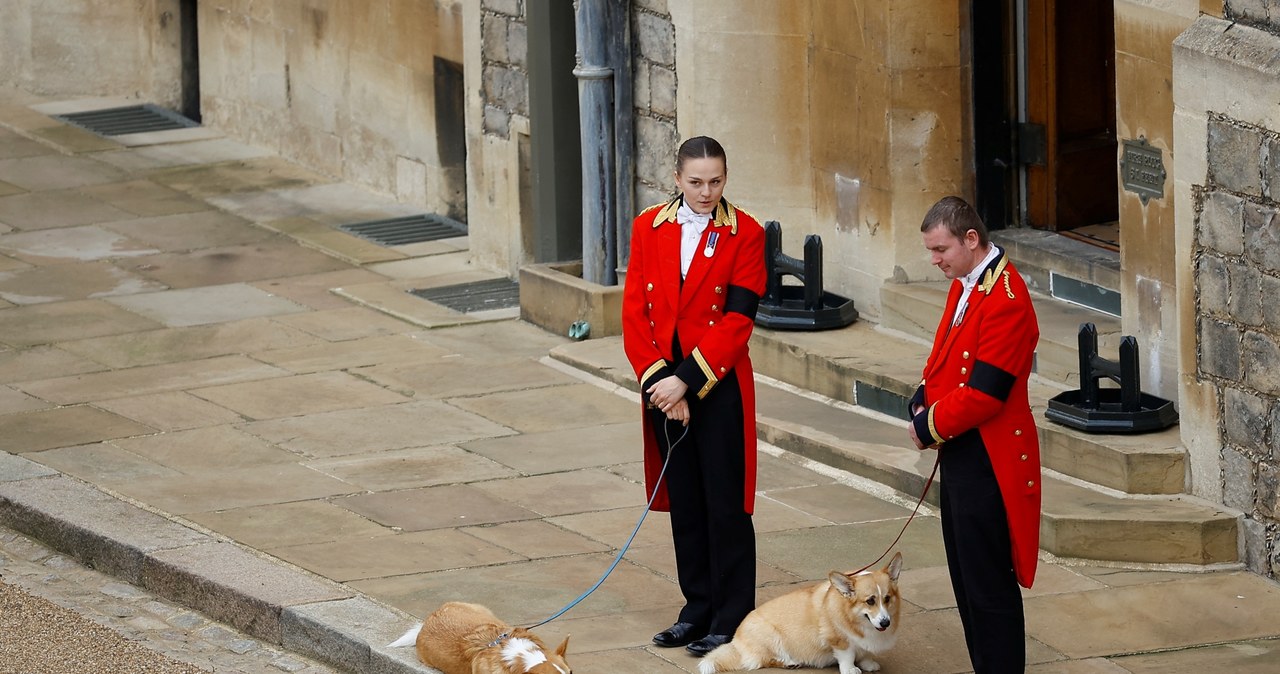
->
[389, 601, 571, 674]
[699, 552, 903, 674]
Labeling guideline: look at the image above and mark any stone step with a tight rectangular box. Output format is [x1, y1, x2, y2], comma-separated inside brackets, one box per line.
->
[747, 323, 1187, 496]
[549, 336, 1239, 566]
[879, 281, 1124, 388]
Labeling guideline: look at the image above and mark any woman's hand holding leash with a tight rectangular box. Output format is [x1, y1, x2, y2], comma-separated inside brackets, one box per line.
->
[648, 375, 691, 425]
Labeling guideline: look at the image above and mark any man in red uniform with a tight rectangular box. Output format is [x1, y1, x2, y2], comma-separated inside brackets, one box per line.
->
[622, 136, 765, 657]
[908, 196, 1041, 672]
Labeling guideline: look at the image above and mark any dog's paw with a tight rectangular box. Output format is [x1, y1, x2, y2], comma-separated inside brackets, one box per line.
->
[856, 658, 880, 672]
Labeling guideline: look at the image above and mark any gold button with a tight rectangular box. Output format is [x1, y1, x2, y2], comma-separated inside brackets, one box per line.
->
[649, 320, 654, 327]
[715, 286, 723, 294]
[1014, 429, 1022, 436]
[960, 367, 967, 375]
[711, 304, 718, 311]
[708, 320, 715, 326]
[1020, 454, 1028, 461]
[647, 283, 654, 291]
[647, 302, 652, 309]
[962, 351, 970, 359]
[720, 367, 726, 373]
[1027, 480, 1035, 488]
[959, 383, 966, 388]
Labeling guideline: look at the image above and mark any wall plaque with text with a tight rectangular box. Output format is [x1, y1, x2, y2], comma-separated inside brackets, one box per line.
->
[1120, 136, 1166, 204]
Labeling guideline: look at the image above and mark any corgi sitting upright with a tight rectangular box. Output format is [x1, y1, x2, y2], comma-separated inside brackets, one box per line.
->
[698, 552, 903, 674]
[389, 601, 571, 674]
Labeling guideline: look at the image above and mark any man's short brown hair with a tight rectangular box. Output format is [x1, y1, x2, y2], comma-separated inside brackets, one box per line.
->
[920, 196, 989, 246]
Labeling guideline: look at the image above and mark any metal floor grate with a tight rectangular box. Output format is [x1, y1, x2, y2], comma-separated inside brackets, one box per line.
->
[339, 214, 467, 246]
[53, 104, 199, 136]
[411, 278, 520, 313]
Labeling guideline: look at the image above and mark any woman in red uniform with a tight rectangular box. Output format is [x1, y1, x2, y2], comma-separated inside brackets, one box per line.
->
[621, 136, 766, 657]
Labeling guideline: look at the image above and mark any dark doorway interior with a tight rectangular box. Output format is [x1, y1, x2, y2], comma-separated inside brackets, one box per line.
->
[434, 57, 468, 224]
[179, 0, 200, 122]
[972, 0, 1119, 235]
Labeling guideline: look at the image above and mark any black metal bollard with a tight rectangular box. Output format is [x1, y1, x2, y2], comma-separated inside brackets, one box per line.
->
[756, 221, 857, 331]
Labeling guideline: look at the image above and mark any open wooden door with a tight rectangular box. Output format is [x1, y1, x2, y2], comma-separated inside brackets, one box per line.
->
[1023, 0, 1118, 231]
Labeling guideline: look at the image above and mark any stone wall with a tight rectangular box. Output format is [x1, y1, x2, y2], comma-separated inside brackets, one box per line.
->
[1195, 115, 1280, 577]
[0, 0, 185, 110]
[1176, 15, 1280, 578]
[1228, 0, 1280, 32]
[481, 0, 528, 139]
[631, 0, 679, 211]
[198, 0, 465, 220]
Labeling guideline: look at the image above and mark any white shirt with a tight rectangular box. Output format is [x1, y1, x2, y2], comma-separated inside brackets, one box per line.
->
[951, 244, 1002, 327]
[677, 200, 711, 278]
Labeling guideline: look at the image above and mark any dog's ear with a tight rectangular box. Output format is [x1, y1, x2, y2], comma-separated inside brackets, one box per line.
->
[886, 551, 903, 582]
[554, 634, 570, 658]
[828, 571, 855, 598]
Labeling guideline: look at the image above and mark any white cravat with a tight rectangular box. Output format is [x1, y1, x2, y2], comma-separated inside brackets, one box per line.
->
[677, 200, 711, 278]
[951, 244, 1002, 326]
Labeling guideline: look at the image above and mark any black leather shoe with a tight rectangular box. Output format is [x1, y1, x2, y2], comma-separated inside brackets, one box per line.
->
[685, 633, 732, 657]
[652, 622, 703, 648]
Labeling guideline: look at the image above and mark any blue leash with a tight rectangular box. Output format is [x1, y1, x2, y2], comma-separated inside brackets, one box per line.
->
[519, 420, 689, 631]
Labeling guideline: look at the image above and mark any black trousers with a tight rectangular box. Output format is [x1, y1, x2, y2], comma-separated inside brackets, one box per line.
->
[647, 370, 755, 636]
[939, 430, 1025, 673]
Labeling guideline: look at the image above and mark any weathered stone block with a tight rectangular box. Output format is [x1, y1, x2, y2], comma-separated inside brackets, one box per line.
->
[1260, 461, 1280, 519]
[1199, 189, 1245, 256]
[1244, 330, 1280, 396]
[507, 20, 527, 69]
[1245, 201, 1280, 272]
[1241, 516, 1267, 575]
[482, 14, 509, 63]
[1222, 444, 1256, 512]
[632, 59, 651, 110]
[1224, 386, 1271, 452]
[649, 64, 677, 118]
[1200, 317, 1241, 380]
[634, 0, 668, 13]
[1197, 254, 1230, 318]
[1208, 119, 1264, 196]
[1271, 400, 1280, 459]
[1266, 274, 1280, 333]
[482, 0, 522, 18]
[635, 12, 675, 67]
[483, 104, 510, 138]
[1267, 136, 1280, 200]
[1228, 260, 1263, 326]
[635, 114, 678, 188]
[1228, 0, 1274, 27]
[482, 66, 528, 115]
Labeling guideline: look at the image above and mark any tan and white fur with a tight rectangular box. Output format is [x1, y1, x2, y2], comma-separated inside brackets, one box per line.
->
[389, 601, 571, 674]
[699, 552, 903, 674]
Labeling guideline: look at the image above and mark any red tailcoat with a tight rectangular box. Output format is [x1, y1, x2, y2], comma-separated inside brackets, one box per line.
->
[910, 251, 1042, 588]
[622, 196, 766, 514]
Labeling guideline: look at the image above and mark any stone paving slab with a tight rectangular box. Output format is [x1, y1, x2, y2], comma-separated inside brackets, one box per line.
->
[0, 152, 130, 191]
[58, 317, 324, 368]
[92, 392, 250, 431]
[0, 404, 154, 453]
[0, 297, 163, 346]
[114, 463, 362, 515]
[147, 156, 335, 199]
[360, 356, 582, 399]
[80, 178, 212, 217]
[0, 223, 161, 262]
[91, 138, 273, 172]
[306, 444, 517, 491]
[240, 400, 517, 458]
[459, 422, 641, 474]
[125, 239, 351, 289]
[0, 259, 166, 304]
[188, 500, 396, 552]
[251, 270, 397, 311]
[102, 209, 278, 251]
[272, 528, 525, 583]
[0, 385, 50, 414]
[449, 382, 636, 434]
[251, 334, 451, 374]
[282, 596, 435, 674]
[191, 371, 409, 420]
[108, 280, 300, 328]
[0, 345, 106, 384]
[17, 354, 288, 404]
[0, 188, 137, 229]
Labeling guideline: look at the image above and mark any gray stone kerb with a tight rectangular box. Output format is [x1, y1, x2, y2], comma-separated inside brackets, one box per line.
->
[0, 451, 434, 674]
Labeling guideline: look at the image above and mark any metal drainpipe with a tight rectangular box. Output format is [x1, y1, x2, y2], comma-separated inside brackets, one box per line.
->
[611, 0, 635, 274]
[575, 0, 617, 286]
